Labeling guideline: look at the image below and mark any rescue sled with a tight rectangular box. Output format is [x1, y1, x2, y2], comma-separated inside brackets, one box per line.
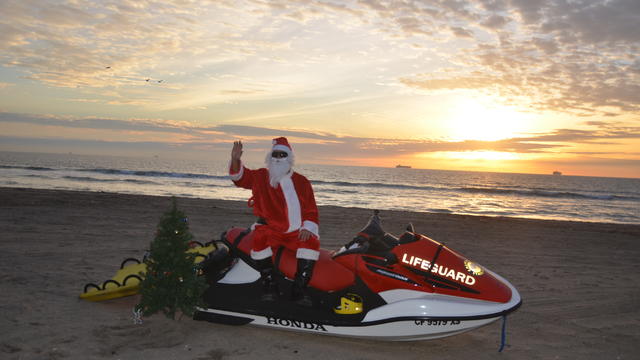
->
[80, 242, 215, 302]
[195, 211, 521, 341]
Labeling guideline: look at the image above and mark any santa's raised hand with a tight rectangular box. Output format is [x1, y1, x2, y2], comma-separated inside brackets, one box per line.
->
[230, 141, 243, 173]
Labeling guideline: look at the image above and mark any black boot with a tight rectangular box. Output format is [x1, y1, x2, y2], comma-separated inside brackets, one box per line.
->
[291, 259, 316, 307]
[255, 258, 278, 301]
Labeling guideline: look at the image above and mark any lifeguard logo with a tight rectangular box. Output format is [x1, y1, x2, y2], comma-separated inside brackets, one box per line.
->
[266, 317, 328, 332]
[401, 253, 476, 285]
[464, 260, 484, 276]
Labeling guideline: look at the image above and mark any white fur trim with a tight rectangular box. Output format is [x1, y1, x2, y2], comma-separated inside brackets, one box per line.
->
[272, 144, 292, 156]
[251, 247, 273, 260]
[302, 220, 319, 238]
[250, 222, 263, 231]
[229, 160, 244, 181]
[280, 176, 302, 233]
[296, 248, 320, 260]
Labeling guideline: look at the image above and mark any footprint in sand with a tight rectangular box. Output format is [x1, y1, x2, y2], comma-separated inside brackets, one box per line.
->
[92, 322, 187, 356]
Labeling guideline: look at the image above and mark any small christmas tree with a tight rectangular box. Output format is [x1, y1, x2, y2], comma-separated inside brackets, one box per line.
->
[136, 198, 207, 319]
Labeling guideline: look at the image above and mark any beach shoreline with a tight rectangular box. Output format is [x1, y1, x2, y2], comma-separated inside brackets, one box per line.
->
[1, 187, 639, 359]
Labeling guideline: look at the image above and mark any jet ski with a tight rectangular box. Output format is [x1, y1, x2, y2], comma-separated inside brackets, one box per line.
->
[194, 211, 521, 341]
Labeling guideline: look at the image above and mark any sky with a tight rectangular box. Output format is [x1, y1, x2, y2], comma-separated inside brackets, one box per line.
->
[0, 0, 639, 178]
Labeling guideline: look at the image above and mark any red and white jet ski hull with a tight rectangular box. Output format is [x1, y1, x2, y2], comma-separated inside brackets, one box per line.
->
[195, 213, 521, 341]
[196, 306, 501, 341]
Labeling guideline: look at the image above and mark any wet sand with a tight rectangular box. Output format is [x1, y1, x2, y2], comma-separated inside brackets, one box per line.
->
[1, 187, 639, 359]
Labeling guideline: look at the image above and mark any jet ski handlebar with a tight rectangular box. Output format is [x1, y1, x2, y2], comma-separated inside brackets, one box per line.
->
[335, 210, 416, 265]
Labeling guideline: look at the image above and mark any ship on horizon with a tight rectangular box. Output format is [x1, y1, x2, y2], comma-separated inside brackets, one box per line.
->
[396, 164, 412, 169]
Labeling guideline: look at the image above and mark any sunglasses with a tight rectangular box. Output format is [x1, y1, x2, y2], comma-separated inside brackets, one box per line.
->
[271, 151, 288, 158]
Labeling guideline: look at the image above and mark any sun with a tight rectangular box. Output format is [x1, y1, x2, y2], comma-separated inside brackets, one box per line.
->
[446, 98, 532, 141]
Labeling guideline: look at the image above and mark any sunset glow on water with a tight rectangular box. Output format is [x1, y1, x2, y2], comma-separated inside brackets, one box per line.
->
[2, 152, 638, 224]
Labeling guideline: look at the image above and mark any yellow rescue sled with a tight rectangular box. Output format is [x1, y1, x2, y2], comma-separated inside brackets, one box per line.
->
[80, 242, 215, 302]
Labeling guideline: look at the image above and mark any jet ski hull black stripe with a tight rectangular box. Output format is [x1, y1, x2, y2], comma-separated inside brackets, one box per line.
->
[195, 298, 521, 328]
[365, 264, 420, 286]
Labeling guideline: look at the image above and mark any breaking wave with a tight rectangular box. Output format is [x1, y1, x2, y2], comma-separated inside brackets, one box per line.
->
[76, 168, 227, 180]
[313, 179, 637, 202]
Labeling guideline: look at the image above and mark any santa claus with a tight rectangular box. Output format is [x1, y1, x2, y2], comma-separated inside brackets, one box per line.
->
[229, 137, 319, 306]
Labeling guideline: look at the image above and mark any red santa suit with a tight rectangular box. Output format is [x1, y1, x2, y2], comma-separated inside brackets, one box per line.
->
[229, 139, 320, 262]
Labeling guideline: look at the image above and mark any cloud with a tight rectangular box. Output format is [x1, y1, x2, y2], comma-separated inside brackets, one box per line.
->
[3, 112, 638, 161]
[1, 0, 264, 90]
[0, 0, 638, 117]
[480, 14, 511, 29]
[0, 112, 341, 143]
[519, 126, 640, 143]
[393, 0, 640, 116]
[510, 0, 546, 24]
[211, 124, 334, 140]
[560, 0, 640, 44]
[398, 74, 501, 91]
[0, 112, 196, 134]
[450, 26, 474, 38]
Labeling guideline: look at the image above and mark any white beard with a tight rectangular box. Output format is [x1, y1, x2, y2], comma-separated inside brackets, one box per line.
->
[267, 158, 292, 188]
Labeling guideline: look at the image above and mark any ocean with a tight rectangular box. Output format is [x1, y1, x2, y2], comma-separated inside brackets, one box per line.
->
[1, 151, 638, 224]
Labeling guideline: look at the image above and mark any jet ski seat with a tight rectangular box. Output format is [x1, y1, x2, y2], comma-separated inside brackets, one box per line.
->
[223, 227, 356, 292]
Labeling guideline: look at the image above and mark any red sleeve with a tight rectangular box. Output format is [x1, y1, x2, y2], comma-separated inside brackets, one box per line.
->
[229, 163, 255, 190]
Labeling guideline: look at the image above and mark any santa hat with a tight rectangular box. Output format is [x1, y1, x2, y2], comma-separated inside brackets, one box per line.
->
[272, 137, 293, 156]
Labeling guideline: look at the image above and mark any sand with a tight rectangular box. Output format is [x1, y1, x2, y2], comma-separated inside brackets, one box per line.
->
[1, 187, 639, 360]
